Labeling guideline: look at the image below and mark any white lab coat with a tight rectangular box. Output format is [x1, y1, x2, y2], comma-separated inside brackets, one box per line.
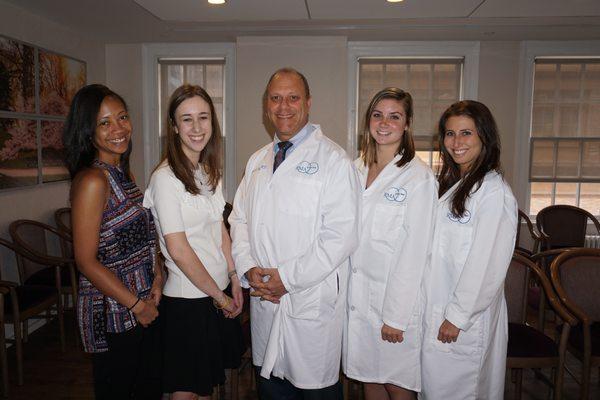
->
[420, 171, 517, 400]
[343, 154, 436, 391]
[230, 125, 359, 389]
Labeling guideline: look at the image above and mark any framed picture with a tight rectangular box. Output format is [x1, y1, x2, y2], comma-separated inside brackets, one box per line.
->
[0, 118, 38, 189]
[0, 37, 35, 113]
[41, 120, 68, 183]
[0, 35, 86, 190]
[39, 50, 86, 117]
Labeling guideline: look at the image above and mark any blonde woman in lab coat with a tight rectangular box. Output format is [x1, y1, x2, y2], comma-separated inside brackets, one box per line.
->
[420, 100, 517, 400]
[343, 87, 437, 400]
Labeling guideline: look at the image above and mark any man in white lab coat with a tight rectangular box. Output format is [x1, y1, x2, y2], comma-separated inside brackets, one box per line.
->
[229, 68, 359, 399]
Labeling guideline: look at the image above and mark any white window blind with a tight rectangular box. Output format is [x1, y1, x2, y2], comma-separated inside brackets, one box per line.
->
[158, 59, 225, 158]
[357, 58, 463, 170]
[529, 58, 600, 215]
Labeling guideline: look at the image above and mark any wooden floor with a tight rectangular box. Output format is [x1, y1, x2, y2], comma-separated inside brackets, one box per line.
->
[2, 312, 598, 399]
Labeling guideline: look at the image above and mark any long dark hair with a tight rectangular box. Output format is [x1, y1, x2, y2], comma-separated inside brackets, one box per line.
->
[163, 84, 222, 194]
[437, 100, 502, 217]
[63, 84, 131, 178]
[360, 87, 415, 169]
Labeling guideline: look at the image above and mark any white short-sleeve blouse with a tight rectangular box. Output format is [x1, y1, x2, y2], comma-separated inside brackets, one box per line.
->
[144, 162, 229, 298]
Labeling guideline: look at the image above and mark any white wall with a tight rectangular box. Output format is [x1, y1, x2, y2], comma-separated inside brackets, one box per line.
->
[234, 36, 348, 183]
[0, 0, 106, 280]
[477, 41, 521, 188]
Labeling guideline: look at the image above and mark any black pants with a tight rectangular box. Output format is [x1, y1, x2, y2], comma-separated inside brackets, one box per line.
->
[92, 322, 162, 400]
[255, 367, 343, 400]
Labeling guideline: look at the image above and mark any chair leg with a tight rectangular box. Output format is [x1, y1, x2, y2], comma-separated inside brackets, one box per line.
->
[515, 369, 523, 400]
[22, 320, 28, 344]
[581, 353, 591, 400]
[14, 321, 23, 386]
[57, 300, 65, 352]
[0, 301, 8, 398]
[554, 365, 565, 400]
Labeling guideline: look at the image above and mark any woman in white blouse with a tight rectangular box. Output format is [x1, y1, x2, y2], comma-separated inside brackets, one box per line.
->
[343, 87, 437, 400]
[144, 84, 243, 400]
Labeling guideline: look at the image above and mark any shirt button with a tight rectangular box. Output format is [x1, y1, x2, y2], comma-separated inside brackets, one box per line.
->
[352, 268, 357, 273]
[350, 306, 355, 311]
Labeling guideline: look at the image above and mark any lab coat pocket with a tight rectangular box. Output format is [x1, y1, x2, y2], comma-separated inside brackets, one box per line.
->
[277, 178, 322, 218]
[430, 306, 484, 358]
[439, 220, 473, 270]
[285, 285, 321, 320]
[371, 203, 406, 253]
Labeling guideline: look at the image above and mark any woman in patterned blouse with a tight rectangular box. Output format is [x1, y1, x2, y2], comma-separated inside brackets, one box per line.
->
[63, 84, 163, 399]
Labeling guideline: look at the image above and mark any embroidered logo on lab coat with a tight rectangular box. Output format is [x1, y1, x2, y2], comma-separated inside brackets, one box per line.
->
[384, 187, 407, 203]
[447, 210, 472, 224]
[252, 164, 267, 173]
[296, 161, 319, 175]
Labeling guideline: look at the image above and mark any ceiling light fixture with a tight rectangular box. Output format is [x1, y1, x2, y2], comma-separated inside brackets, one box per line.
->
[208, 0, 226, 4]
[387, 0, 404, 2]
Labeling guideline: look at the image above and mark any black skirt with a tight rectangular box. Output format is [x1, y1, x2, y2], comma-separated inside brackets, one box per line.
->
[160, 291, 245, 396]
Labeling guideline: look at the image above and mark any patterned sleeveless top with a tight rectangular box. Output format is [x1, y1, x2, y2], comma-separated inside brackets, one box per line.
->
[77, 160, 157, 353]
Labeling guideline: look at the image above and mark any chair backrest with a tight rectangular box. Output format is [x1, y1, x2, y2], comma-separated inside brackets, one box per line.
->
[551, 248, 600, 324]
[54, 208, 73, 258]
[54, 208, 72, 235]
[506, 252, 576, 326]
[536, 205, 600, 250]
[9, 220, 62, 282]
[515, 209, 543, 254]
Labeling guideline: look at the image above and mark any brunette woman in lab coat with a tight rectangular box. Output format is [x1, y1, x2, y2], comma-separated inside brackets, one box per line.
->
[343, 87, 437, 400]
[420, 100, 517, 400]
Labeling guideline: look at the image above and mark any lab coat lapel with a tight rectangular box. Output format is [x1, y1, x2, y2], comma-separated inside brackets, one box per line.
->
[271, 126, 321, 179]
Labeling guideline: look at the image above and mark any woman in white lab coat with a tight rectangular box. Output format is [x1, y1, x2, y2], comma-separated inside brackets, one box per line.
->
[420, 100, 517, 400]
[343, 87, 437, 400]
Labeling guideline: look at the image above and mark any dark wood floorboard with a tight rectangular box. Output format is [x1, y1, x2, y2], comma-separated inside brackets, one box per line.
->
[2, 312, 598, 399]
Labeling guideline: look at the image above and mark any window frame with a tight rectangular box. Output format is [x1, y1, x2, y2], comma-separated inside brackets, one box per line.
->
[515, 41, 600, 215]
[346, 41, 480, 159]
[142, 43, 236, 200]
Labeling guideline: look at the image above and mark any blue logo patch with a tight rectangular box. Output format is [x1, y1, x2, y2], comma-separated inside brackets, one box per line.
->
[447, 210, 472, 224]
[384, 187, 407, 203]
[296, 161, 319, 175]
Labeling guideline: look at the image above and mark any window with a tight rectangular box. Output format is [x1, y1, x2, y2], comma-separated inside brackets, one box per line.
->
[142, 43, 235, 199]
[158, 59, 225, 157]
[347, 41, 479, 168]
[357, 58, 463, 170]
[528, 58, 600, 215]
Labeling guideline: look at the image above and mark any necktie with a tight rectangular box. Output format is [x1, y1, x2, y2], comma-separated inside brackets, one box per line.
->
[273, 141, 293, 172]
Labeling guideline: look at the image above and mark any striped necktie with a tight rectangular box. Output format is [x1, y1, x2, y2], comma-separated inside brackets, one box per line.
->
[273, 141, 293, 172]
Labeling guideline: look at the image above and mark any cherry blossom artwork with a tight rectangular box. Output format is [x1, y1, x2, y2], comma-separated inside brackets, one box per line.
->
[41, 120, 68, 182]
[39, 50, 86, 117]
[0, 35, 86, 189]
[0, 37, 35, 113]
[0, 118, 38, 189]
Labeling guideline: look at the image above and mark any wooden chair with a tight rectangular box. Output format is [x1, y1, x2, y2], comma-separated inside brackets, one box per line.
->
[550, 248, 600, 400]
[9, 220, 78, 315]
[53, 207, 72, 236]
[515, 209, 547, 256]
[505, 252, 576, 400]
[536, 205, 600, 251]
[0, 238, 65, 386]
[0, 287, 8, 398]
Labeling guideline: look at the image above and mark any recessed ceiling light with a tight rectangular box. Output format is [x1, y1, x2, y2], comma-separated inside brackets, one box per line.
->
[208, 0, 226, 4]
